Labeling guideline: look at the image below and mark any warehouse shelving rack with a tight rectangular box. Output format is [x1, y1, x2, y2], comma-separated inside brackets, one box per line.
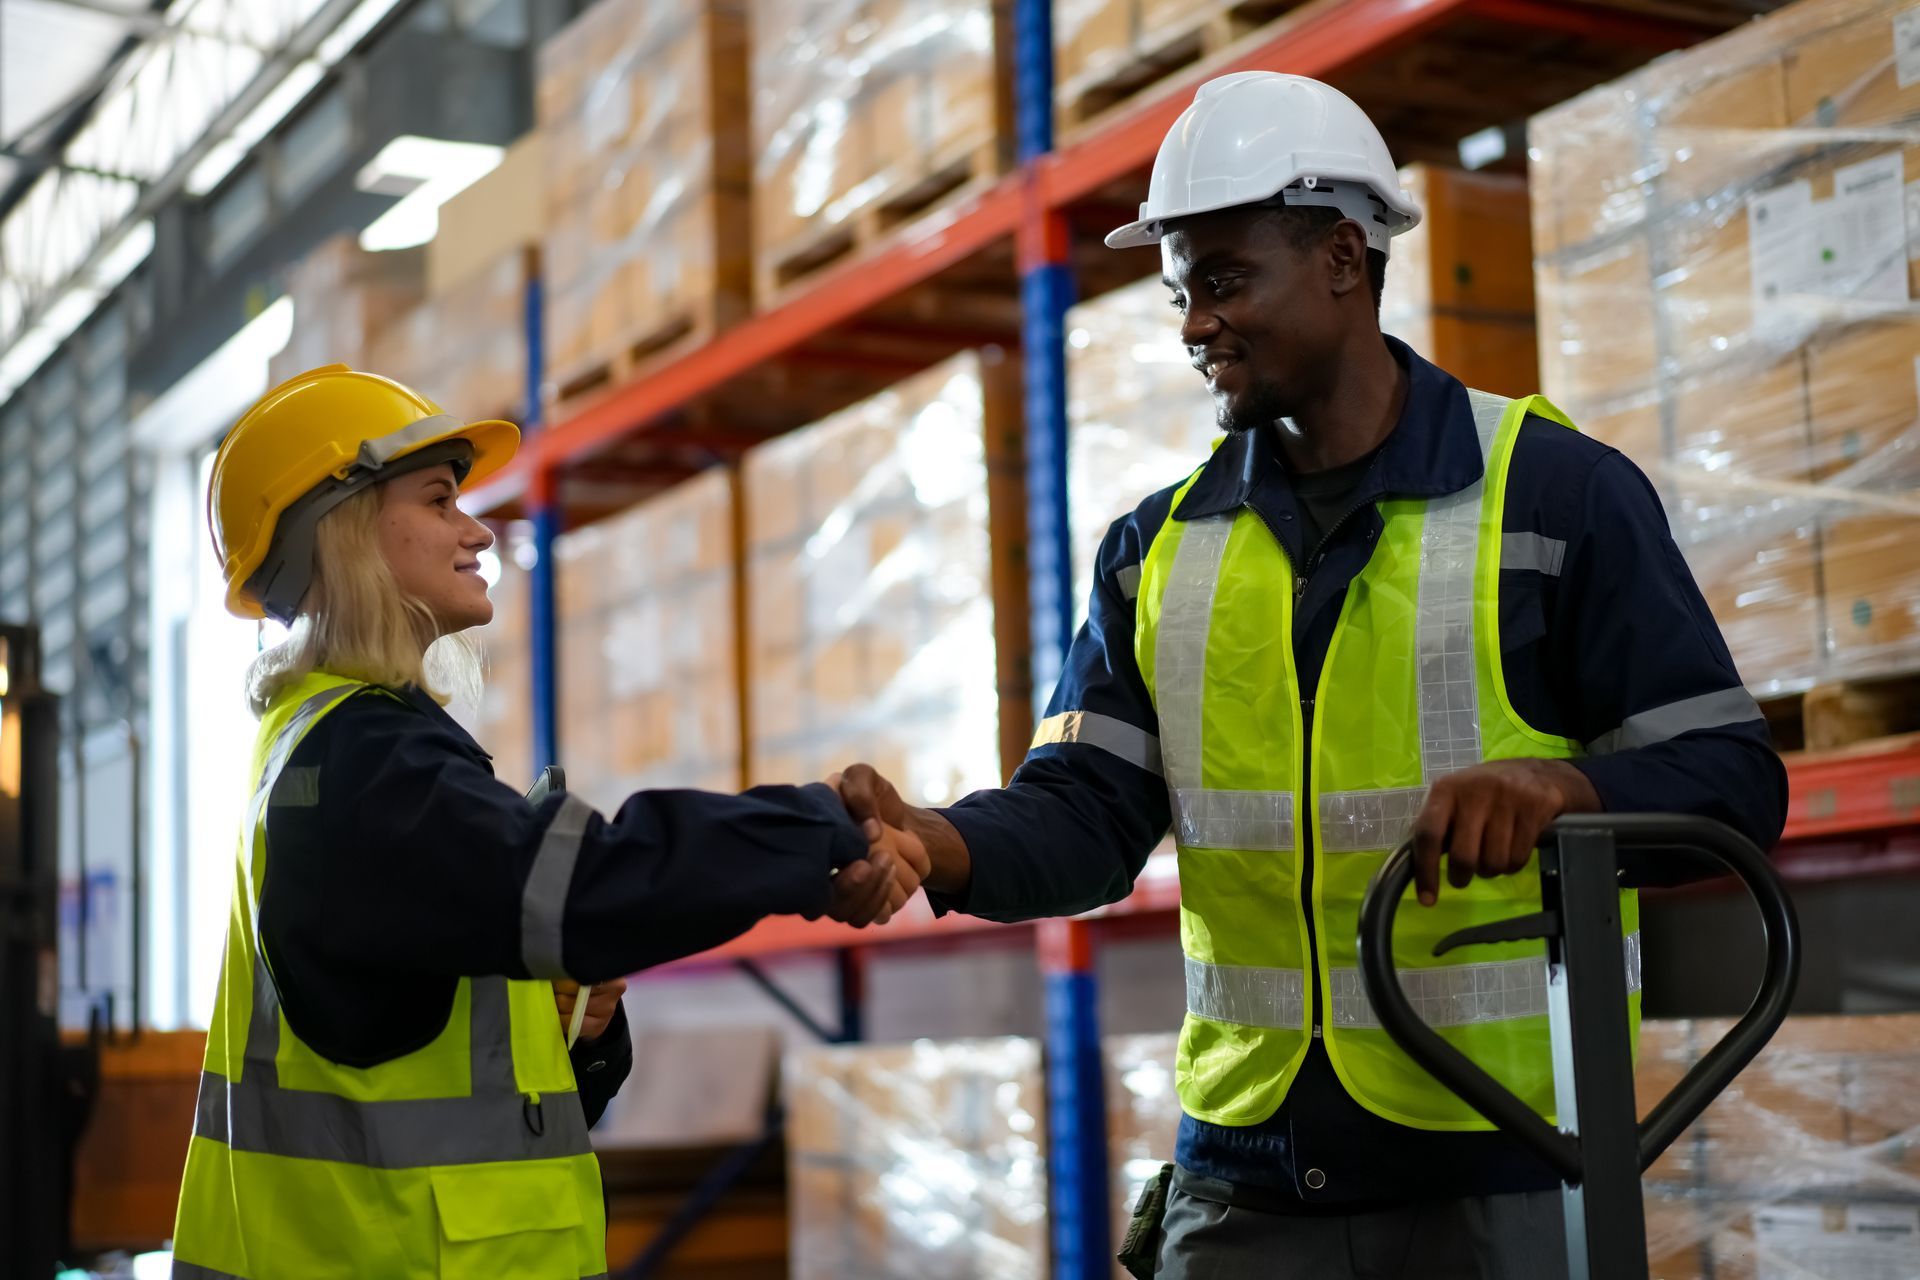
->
[474, 1, 1920, 1274]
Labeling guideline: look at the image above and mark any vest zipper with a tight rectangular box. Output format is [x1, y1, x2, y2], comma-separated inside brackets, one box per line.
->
[1244, 508, 1323, 1042]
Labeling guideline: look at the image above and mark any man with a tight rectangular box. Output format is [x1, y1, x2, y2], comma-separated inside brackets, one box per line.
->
[835, 72, 1786, 1278]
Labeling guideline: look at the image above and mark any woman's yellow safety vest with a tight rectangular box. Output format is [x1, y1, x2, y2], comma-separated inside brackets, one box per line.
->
[1135, 390, 1640, 1130]
[171, 671, 609, 1279]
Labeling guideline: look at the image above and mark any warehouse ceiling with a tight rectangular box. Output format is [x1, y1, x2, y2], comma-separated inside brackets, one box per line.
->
[0, 0, 153, 203]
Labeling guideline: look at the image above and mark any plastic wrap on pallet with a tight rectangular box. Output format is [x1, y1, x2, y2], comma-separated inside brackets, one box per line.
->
[742, 353, 1001, 809]
[749, 0, 996, 292]
[1529, 0, 1920, 694]
[365, 249, 527, 423]
[1104, 1032, 1181, 1276]
[268, 236, 424, 386]
[536, 0, 748, 393]
[1064, 275, 1220, 620]
[1100, 1016, 1920, 1279]
[454, 520, 535, 792]
[786, 1036, 1048, 1280]
[553, 469, 739, 815]
[1638, 1014, 1920, 1279]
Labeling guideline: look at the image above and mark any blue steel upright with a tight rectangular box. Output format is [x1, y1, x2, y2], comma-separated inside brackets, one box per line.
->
[1013, 0, 1112, 1275]
[522, 267, 559, 773]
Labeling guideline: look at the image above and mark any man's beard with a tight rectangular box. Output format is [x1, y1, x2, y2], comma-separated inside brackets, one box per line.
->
[1213, 375, 1295, 433]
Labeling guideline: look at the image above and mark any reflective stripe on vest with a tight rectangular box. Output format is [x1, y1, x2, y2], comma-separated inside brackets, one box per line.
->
[1185, 932, 1642, 1029]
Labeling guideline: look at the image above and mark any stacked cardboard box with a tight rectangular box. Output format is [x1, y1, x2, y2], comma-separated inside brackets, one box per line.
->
[1382, 165, 1540, 398]
[1104, 1016, 1920, 1278]
[268, 236, 424, 385]
[749, 0, 1004, 299]
[742, 354, 1003, 807]
[365, 133, 542, 422]
[1063, 275, 1220, 619]
[785, 1037, 1048, 1279]
[553, 469, 740, 815]
[456, 521, 534, 792]
[1054, 0, 1314, 128]
[537, 0, 751, 396]
[1530, 0, 1920, 690]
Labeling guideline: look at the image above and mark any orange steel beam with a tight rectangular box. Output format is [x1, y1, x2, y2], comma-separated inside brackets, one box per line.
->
[509, 179, 1026, 486]
[1464, 0, 1720, 51]
[1038, 0, 1476, 206]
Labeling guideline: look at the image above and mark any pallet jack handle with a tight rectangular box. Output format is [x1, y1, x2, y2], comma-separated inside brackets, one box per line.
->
[1358, 813, 1800, 1188]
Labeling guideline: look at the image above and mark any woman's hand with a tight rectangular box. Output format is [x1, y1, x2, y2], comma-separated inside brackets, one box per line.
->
[554, 977, 628, 1043]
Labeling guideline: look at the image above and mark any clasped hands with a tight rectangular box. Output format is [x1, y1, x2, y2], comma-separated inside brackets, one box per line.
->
[817, 768, 933, 927]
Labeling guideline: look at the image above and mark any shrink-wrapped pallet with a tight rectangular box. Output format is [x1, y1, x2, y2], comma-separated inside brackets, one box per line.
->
[1530, 0, 1920, 691]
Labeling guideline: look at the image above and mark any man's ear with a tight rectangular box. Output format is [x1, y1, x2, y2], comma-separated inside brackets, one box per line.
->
[1325, 220, 1370, 300]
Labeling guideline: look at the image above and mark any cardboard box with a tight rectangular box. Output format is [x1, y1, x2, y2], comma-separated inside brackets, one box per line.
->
[428, 131, 544, 295]
[269, 237, 426, 385]
[1055, 0, 1134, 100]
[1668, 352, 1812, 485]
[1820, 514, 1920, 670]
[1806, 313, 1920, 482]
[1783, 0, 1920, 126]
[1534, 237, 1661, 413]
[785, 1037, 1048, 1280]
[1681, 516, 1823, 688]
[742, 354, 1003, 807]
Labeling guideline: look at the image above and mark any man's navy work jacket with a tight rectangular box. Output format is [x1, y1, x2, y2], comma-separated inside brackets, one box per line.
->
[934, 336, 1788, 1208]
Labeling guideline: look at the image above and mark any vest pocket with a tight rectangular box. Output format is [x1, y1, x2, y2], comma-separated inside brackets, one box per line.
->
[431, 1161, 584, 1279]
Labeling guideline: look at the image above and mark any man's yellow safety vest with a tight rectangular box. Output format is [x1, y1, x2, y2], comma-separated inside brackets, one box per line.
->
[1135, 390, 1640, 1130]
[171, 671, 609, 1279]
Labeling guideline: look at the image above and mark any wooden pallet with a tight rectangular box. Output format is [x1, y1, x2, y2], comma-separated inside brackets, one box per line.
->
[1057, 0, 1313, 133]
[754, 139, 1001, 307]
[1761, 670, 1920, 754]
[548, 288, 751, 418]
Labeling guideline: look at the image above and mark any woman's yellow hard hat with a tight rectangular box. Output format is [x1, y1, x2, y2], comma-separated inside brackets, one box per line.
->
[209, 364, 519, 622]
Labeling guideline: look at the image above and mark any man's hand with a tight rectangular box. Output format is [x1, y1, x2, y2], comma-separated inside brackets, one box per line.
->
[832, 763, 972, 897]
[1410, 758, 1601, 907]
[820, 814, 928, 927]
[554, 977, 628, 1044]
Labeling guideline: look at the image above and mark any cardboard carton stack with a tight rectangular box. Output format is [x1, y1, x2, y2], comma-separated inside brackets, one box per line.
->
[1530, 0, 1920, 690]
[1105, 1015, 1920, 1278]
[554, 469, 740, 815]
[785, 1037, 1048, 1279]
[537, 0, 751, 398]
[457, 521, 533, 792]
[742, 354, 1003, 808]
[365, 134, 544, 422]
[268, 236, 424, 385]
[749, 0, 1004, 299]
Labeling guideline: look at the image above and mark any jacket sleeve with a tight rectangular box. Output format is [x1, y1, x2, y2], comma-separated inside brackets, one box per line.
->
[292, 695, 867, 984]
[570, 1000, 633, 1130]
[932, 510, 1173, 922]
[1551, 450, 1789, 872]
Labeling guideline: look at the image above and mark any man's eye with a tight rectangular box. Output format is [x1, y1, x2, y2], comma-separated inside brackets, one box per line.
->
[1168, 296, 1187, 312]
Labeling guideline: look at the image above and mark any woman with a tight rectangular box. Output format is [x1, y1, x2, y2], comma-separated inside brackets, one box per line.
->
[172, 365, 921, 1279]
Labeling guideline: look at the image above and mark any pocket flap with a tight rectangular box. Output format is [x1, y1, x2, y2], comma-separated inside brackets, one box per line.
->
[431, 1162, 583, 1242]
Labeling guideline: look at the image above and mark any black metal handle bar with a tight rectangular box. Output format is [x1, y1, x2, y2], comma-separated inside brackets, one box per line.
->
[1357, 814, 1800, 1184]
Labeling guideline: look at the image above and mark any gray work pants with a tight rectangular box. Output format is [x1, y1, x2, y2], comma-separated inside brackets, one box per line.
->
[1155, 1183, 1571, 1280]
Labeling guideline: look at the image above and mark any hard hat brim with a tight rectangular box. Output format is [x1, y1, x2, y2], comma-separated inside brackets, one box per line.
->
[1104, 186, 1424, 251]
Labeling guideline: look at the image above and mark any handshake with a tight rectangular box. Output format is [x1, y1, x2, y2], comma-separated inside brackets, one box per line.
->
[817, 763, 964, 928]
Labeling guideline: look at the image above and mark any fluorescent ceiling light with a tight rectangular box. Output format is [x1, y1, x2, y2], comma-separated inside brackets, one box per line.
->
[319, 0, 411, 66]
[355, 136, 503, 252]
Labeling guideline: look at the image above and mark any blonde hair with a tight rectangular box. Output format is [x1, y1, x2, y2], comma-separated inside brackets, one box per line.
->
[246, 485, 483, 717]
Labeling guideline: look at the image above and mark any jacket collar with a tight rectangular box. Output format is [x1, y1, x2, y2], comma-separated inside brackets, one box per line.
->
[1172, 336, 1485, 521]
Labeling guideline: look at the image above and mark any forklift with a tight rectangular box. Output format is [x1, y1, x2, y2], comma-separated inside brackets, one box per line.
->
[1359, 814, 1800, 1280]
[1, 623, 100, 1279]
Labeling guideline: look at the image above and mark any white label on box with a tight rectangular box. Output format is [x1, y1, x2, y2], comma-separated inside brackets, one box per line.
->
[1907, 178, 1920, 250]
[1824, 151, 1912, 303]
[1753, 1203, 1920, 1280]
[1749, 179, 1816, 318]
[1897, 9, 1920, 90]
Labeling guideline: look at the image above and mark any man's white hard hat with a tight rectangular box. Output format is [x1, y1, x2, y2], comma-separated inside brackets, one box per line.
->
[1105, 71, 1422, 258]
